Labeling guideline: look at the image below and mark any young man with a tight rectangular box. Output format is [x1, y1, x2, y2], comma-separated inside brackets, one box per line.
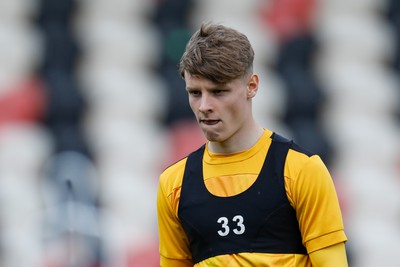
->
[157, 23, 348, 267]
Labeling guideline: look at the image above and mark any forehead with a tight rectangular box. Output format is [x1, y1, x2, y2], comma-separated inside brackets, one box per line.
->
[185, 73, 218, 87]
[184, 71, 242, 89]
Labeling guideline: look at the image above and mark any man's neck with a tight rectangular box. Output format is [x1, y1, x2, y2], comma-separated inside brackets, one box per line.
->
[207, 124, 265, 154]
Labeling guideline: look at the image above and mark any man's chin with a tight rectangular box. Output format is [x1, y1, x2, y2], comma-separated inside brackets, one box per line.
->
[203, 131, 222, 142]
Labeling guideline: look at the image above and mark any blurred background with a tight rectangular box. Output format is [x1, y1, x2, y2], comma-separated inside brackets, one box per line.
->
[0, 0, 399, 266]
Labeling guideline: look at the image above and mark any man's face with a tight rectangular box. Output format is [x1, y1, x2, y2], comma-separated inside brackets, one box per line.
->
[184, 71, 258, 145]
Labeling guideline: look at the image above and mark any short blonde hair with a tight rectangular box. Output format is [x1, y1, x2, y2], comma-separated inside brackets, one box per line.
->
[179, 23, 254, 84]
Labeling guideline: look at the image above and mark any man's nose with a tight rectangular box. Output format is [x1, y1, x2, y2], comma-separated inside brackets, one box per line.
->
[198, 94, 213, 113]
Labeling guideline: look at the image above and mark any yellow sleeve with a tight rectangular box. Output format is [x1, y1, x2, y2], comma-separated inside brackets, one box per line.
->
[309, 242, 348, 267]
[286, 152, 347, 252]
[157, 165, 193, 267]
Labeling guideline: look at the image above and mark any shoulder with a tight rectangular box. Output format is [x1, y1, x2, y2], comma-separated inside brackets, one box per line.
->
[285, 140, 328, 182]
[159, 157, 188, 197]
[285, 141, 336, 209]
[270, 133, 328, 184]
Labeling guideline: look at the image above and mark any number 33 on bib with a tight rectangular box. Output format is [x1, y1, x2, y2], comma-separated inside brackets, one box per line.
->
[217, 215, 246, 237]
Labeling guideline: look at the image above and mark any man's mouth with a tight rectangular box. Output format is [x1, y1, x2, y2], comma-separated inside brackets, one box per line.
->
[200, 119, 220, 126]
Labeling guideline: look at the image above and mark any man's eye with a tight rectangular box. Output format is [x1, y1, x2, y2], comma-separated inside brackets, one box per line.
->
[189, 91, 201, 96]
[213, 90, 224, 95]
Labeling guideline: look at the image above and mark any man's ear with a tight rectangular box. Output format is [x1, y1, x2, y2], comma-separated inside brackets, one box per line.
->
[247, 73, 259, 99]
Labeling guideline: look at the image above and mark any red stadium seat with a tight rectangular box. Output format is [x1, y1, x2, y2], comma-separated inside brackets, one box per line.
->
[0, 77, 46, 126]
[259, 0, 316, 42]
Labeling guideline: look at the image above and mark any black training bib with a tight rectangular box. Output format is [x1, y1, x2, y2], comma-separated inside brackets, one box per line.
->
[178, 133, 307, 264]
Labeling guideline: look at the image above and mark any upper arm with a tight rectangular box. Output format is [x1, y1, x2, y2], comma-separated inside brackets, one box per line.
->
[286, 152, 347, 252]
[309, 242, 348, 267]
[157, 170, 193, 267]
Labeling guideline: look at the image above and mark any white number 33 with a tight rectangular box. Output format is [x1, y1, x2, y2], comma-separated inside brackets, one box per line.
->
[217, 215, 246, 236]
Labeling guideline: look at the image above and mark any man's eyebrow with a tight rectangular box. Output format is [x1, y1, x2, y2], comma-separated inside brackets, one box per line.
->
[186, 81, 229, 92]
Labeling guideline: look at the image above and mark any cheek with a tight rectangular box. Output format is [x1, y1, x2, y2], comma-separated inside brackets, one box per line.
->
[188, 99, 198, 113]
[228, 97, 246, 114]
[228, 100, 249, 122]
[231, 105, 244, 119]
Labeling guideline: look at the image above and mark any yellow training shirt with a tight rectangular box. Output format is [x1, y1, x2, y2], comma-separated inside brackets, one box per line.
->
[157, 129, 347, 267]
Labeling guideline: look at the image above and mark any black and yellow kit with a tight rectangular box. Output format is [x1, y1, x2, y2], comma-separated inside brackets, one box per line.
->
[157, 129, 347, 267]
